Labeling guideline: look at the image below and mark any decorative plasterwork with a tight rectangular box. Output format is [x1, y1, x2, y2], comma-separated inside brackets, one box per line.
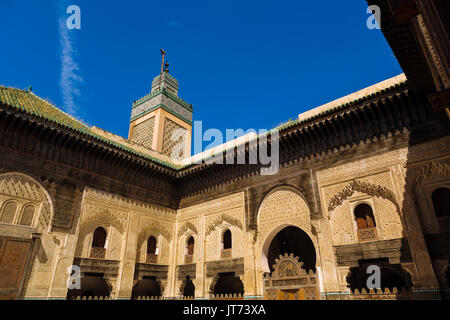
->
[177, 192, 244, 220]
[257, 189, 312, 243]
[0, 172, 52, 231]
[205, 213, 243, 236]
[80, 208, 127, 234]
[327, 180, 399, 214]
[270, 253, 310, 278]
[130, 92, 193, 124]
[177, 221, 197, 238]
[83, 187, 176, 218]
[415, 161, 450, 185]
[415, 15, 450, 88]
[139, 220, 172, 241]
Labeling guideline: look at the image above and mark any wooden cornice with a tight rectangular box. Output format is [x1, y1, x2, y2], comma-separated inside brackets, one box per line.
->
[367, 0, 436, 93]
[0, 83, 445, 203]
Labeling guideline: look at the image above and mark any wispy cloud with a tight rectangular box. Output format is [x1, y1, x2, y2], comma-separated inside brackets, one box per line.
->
[58, 15, 83, 118]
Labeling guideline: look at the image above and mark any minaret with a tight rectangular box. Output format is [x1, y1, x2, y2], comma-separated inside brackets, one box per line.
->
[128, 50, 193, 159]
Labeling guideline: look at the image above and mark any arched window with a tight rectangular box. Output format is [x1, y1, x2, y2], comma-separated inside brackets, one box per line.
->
[187, 237, 194, 255]
[147, 236, 157, 255]
[223, 230, 232, 249]
[0, 202, 17, 224]
[432, 187, 450, 218]
[92, 227, 107, 248]
[354, 203, 376, 230]
[146, 236, 158, 263]
[20, 205, 36, 226]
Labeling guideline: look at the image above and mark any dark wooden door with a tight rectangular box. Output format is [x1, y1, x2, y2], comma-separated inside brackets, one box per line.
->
[0, 237, 32, 300]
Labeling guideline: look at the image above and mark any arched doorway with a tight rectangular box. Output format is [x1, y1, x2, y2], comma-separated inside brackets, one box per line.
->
[213, 272, 244, 297]
[262, 225, 319, 300]
[66, 273, 110, 299]
[183, 276, 195, 298]
[132, 276, 162, 299]
[346, 259, 412, 293]
[266, 226, 316, 273]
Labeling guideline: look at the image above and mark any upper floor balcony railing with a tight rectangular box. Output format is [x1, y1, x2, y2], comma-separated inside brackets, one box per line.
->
[184, 254, 193, 264]
[146, 254, 158, 264]
[357, 227, 378, 242]
[90, 246, 106, 259]
[221, 248, 232, 259]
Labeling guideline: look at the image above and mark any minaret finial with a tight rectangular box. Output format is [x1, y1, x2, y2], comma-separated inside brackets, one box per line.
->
[160, 49, 166, 76]
[164, 62, 170, 73]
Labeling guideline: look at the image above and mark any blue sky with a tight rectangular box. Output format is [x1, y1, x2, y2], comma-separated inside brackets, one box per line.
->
[0, 0, 402, 153]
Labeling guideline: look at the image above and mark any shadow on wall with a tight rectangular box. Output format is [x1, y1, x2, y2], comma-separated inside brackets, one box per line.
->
[66, 274, 110, 299]
[346, 259, 412, 293]
[267, 226, 316, 273]
[132, 277, 162, 299]
[183, 276, 195, 298]
[402, 95, 450, 299]
[213, 272, 244, 296]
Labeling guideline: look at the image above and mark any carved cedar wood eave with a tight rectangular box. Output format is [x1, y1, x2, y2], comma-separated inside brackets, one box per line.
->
[0, 103, 181, 210]
[177, 82, 413, 174]
[0, 103, 178, 176]
[177, 85, 436, 197]
[0, 83, 444, 212]
[366, 0, 436, 93]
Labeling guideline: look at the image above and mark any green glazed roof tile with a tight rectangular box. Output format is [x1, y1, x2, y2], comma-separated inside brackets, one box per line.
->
[0, 77, 408, 171]
[0, 86, 178, 170]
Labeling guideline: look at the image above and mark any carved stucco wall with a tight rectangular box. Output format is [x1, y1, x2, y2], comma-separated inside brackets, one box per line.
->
[132, 116, 155, 150]
[257, 189, 312, 242]
[205, 211, 244, 261]
[176, 221, 199, 265]
[0, 172, 61, 297]
[76, 204, 128, 261]
[318, 137, 450, 247]
[315, 148, 411, 292]
[5, 134, 449, 298]
[73, 187, 176, 298]
[324, 173, 404, 246]
[136, 216, 173, 265]
[412, 160, 450, 234]
[316, 136, 450, 290]
[0, 173, 52, 232]
[76, 188, 176, 262]
[162, 118, 187, 159]
[255, 188, 318, 294]
[176, 192, 245, 265]
[317, 146, 409, 247]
